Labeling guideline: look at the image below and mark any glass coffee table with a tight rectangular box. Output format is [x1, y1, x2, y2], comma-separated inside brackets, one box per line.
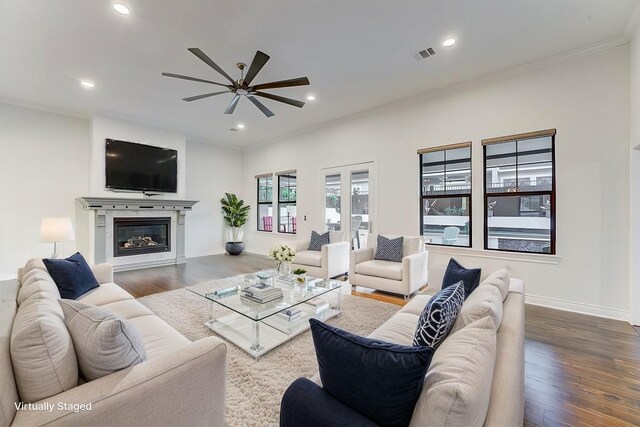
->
[187, 274, 343, 358]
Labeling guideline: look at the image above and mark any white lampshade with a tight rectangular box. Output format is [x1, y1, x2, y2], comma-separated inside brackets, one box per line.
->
[40, 217, 75, 243]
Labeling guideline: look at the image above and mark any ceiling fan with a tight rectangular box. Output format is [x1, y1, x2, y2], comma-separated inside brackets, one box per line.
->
[162, 48, 310, 118]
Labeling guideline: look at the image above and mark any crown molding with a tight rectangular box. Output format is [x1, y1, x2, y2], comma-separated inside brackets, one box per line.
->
[255, 36, 629, 149]
[624, 1, 640, 41]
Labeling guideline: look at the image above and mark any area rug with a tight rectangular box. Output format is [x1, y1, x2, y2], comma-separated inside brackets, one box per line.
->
[137, 282, 400, 427]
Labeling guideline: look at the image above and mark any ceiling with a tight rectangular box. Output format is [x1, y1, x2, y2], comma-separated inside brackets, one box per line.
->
[0, 0, 637, 147]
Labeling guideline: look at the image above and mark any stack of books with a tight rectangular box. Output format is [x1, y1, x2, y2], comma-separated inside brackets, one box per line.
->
[276, 307, 303, 321]
[241, 283, 283, 304]
[304, 297, 330, 313]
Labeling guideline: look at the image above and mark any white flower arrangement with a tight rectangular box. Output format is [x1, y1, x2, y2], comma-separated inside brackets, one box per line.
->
[268, 245, 296, 262]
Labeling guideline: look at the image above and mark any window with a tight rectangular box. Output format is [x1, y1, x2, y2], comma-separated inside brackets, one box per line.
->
[256, 175, 273, 232]
[419, 142, 472, 247]
[482, 129, 556, 254]
[278, 173, 297, 234]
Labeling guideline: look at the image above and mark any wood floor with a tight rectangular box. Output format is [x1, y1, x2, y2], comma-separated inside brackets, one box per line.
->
[115, 253, 640, 427]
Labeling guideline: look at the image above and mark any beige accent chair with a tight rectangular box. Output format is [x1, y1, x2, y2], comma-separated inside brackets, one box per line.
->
[349, 234, 428, 299]
[290, 231, 350, 279]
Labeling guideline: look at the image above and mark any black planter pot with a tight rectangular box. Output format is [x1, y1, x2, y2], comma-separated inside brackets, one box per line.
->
[225, 242, 245, 255]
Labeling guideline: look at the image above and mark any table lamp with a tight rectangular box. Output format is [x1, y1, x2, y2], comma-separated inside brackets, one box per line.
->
[40, 217, 74, 259]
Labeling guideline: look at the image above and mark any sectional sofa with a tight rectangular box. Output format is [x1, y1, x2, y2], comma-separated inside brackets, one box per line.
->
[1, 259, 227, 427]
[281, 268, 525, 426]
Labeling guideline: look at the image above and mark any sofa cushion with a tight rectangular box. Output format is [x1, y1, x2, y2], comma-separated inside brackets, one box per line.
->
[22, 258, 48, 278]
[374, 235, 404, 262]
[369, 312, 420, 346]
[59, 299, 147, 381]
[294, 250, 322, 268]
[77, 283, 135, 306]
[43, 252, 99, 299]
[128, 315, 191, 359]
[17, 272, 61, 305]
[21, 266, 49, 286]
[442, 258, 481, 298]
[480, 269, 510, 301]
[355, 259, 403, 281]
[11, 295, 78, 403]
[100, 299, 154, 320]
[450, 284, 504, 335]
[310, 319, 433, 427]
[414, 281, 465, 349]
[308, 230, 330, 251]
[400, 294, 431, 316]
[410, 316, 497, 427]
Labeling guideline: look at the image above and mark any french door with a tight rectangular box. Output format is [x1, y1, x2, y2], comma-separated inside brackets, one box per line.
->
[323, 162, 374, 249]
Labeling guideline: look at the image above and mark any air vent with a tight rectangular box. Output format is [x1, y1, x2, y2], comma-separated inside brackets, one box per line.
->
[417, 47, 436, 60]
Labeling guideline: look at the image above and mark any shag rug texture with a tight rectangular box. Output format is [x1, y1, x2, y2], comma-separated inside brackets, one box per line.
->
[137, 280, 400, 427]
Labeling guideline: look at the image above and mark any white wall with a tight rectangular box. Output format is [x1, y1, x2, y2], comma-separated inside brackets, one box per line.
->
[0, 103, 90, 278]
[185, 139, 244, 257]
[244, 45, 631, 320]
[630, 29, 640, 326]
[90, 115, 187, 199]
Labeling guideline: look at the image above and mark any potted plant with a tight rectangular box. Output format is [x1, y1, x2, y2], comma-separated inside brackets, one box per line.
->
[268, 245, 296, 277]
[292, 268, 307, 285]
[220, 192, 250, 255]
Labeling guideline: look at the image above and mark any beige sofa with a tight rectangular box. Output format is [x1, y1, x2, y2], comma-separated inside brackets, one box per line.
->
[349, 234, 428, 299]
[1, 259, 227, 427]
[296, 268, 524, 426]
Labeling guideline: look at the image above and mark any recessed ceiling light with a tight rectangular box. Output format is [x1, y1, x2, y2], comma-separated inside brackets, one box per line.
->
[306, 95, 316, 101]
[443, 38, 456, 47]
[113, 3, 130, 15]
[80, 81, 95, 89]
[237, 123, 245, 129]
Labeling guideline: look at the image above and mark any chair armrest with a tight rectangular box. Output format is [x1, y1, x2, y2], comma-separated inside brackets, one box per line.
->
[280, 378, 377, 427]
[322, 241, 350, 278]
[12, 337, 227, 427]
[349, 248, 374, 277]
[290, 240, 310, 252]
[402, 251, 429, 296]
[91, 263, 113, 284]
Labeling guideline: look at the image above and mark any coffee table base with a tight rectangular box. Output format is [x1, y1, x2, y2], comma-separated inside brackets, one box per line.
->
[205, 308, 341, 358]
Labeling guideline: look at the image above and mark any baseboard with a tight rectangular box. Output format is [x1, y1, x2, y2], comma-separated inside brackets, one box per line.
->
[525, 294, 629, 322]
[0, 273, 18, 282]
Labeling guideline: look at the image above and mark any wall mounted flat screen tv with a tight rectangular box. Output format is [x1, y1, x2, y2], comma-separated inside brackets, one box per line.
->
[105, 139, 178, 193]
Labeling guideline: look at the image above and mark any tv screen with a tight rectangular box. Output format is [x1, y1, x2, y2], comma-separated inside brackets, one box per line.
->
[105, 139, 178, 193]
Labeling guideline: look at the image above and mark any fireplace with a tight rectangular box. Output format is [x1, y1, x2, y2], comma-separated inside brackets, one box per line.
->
[113, 217, 171, 257]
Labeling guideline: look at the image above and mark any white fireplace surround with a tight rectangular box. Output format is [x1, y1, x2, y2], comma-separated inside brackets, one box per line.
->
[76, 197, 198, 271]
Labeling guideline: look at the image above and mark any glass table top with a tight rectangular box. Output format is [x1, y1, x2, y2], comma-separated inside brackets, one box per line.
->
[187, 273, 342, 322]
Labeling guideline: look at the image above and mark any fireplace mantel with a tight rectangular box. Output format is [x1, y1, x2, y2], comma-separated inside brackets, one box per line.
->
[75, 197, 199, 271]
[76, 197, 198, 211]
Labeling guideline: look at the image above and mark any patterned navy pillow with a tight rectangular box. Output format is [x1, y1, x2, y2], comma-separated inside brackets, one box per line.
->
[413, 280, 465, 349]
[374, 235, 404, 262]
[308, 231, 330, 251]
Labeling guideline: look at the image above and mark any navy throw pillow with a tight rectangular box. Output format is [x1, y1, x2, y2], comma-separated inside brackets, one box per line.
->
[310, 319, 433, 427]
[308, 231, 330, 251]
[43, 252, 99, 299]
[442, 258, 481, 298]
[414, 281, 465, 349]
[374, 235, 404, 262]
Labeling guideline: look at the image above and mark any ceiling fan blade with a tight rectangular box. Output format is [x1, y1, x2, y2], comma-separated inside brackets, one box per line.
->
[254, 91, 305, 108]
[243, 51, 270, 87]
[188, 48, 238, 88]
[247, 96, 275, 118]
[250, 77, 310, 91]
[224, 94, 241, 114]
[162, 72, 231, 88]
[182, 90, 231, 102]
